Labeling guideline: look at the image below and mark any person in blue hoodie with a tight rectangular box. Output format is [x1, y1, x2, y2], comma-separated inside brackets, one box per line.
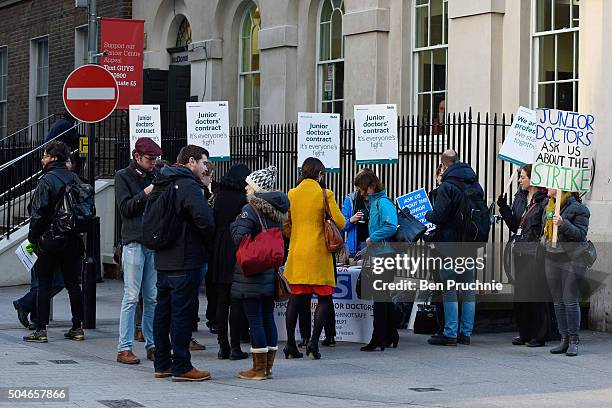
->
[354, 169, 399, 351]
[425, 149, 483, 346]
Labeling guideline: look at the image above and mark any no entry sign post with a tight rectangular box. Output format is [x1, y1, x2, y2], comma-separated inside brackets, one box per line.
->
[63, 62, 118, 330]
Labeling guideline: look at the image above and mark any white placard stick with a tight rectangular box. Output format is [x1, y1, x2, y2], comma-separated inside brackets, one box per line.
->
[503, 171, 517, 196]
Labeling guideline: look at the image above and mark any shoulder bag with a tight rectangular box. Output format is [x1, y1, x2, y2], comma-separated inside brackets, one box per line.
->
[322, 189, 344, 252]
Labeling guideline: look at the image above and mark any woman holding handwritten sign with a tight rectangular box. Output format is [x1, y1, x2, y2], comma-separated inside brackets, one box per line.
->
[541, 189, 590, 357]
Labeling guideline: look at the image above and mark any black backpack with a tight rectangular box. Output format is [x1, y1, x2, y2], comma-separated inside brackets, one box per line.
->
[446, 178, 491, 243]
[49, 173, 96, 234]
[142, 174, 182, 250]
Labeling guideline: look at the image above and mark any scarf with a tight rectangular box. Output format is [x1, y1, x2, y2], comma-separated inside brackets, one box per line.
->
[543, 192, 572, 242]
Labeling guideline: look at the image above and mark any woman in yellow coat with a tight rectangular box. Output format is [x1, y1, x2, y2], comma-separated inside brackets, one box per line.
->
[284, 157, 345, 360]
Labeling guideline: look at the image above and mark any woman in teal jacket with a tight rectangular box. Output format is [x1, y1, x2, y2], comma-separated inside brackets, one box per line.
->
[354, 169, 399, 351]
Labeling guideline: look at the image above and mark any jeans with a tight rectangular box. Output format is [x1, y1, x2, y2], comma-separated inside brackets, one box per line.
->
[36, 236, 84, 330]
[192, 263, 208, 329]
[118, 242, 157, 351]
[16, 263, 64, 319]
[545, 255, 581, 337]
[242, 297, 277, 350]
[154, 269, 200, 376]
[439, 266, 476, 338]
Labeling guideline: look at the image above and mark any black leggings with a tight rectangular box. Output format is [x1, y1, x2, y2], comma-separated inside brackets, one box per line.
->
[215, 283, 246, 349]
[286, 294, 334, 346]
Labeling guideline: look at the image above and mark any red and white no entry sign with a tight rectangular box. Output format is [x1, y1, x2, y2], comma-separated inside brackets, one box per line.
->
[63, 64, 119, 123]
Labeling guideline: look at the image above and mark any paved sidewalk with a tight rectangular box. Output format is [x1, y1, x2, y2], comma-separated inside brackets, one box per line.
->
[1, 280, 611, 408]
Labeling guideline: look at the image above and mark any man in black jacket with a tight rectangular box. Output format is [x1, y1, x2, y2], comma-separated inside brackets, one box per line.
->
[425, 149, 482, 346]
[153, 145, 215, 382]
[23, 141, 85, 343]
[115, 137, 162, 365]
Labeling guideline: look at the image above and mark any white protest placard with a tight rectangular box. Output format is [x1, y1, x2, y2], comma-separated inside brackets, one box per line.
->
[531, 108, 594, 193]
[129, 105, 161, 153]
[297, 112, 340, 172]
[354, 104, 398, 164]
[498, 106, 537, 166]
[15, 240, 37, 272]
[186, 101, 230, 161]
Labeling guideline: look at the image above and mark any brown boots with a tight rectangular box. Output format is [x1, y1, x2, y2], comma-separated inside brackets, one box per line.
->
[239, 347, 277, 380]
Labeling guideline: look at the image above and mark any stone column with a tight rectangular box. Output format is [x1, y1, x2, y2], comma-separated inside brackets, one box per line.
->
[343, 0, 391, 118]
[579, 0, 612, 332]
[447, 0, 505, 114]
[189, 39, 224, 102]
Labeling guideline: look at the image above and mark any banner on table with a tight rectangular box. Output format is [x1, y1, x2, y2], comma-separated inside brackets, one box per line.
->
[100, 18, 145, 109]
[297, 112, 340, 172]
[396, 188, 433, 226]
[129, 105, 161, 153]
[354, 104, 398, 164]
[498, 106, 537, 166]
[186, 101, 230, 161]
[531, 108, 594, 192]
[274, 267, 373, 343]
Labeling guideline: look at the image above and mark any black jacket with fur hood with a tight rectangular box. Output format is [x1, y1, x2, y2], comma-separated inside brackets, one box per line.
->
[230, 191, 290, 299]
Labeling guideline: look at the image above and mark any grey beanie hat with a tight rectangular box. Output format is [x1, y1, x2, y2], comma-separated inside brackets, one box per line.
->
[245, 165, 278, 192]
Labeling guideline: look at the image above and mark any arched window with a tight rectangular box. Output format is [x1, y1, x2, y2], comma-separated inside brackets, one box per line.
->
[176, 17, 192, 48]
[239, 3, 260, 127]
[317, 0, 344, 115]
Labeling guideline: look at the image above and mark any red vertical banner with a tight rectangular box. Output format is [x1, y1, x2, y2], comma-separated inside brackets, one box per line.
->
[100, 18, 145, 109]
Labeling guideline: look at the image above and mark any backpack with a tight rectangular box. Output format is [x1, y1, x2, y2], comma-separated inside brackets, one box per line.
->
[142, 175, 182, 250]
[446, 177, 491, 243]
[49, 173, 96, 234]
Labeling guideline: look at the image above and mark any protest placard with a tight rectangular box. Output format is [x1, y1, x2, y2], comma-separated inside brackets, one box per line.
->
[498, 106, 537, 166]
[186, 101, 231, 161]
[129, 105, 161, 153]
[15, 240, 37, 272]
[354, 104, 398, 164]
[396, 188, 433, 226]
[297, 112, 340, 171]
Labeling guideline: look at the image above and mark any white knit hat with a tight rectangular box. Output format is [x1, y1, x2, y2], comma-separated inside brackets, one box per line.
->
[246, 165, 278, 193]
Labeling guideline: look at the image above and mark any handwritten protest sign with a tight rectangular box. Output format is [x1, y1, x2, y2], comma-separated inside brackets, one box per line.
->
[297, 112, 340, 171]
[498, 106, 537, 166]
[354, 104, 398, 164]
[186, 101, 230, 161]
[396, 188, 433, 226]
[129, 105, 161, 153]
[531, 108, 593, 193]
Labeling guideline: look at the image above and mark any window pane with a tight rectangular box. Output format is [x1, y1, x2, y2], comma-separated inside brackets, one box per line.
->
[536, 0, 552, 32]
[538, 83, 554, 108]
[321, 64, 333, 101]
[330, 10, 343, 60]
[554, 0, 571, 30]
[556, 82, 574, 111]
[416, 0, 428, 5]
[243, 74, 253, 109]
[251, 25, 260, 71]
[572, 0, 579, 28]
[574, 32, 579, 78]
[253, 107, 260, 126]
[432, 48, 446, 91]
[415, 5, 429, 48]
[333, 101, 343, 116]
[538, 35, 555, 82]
[418, 93, 431, 122]
[433, 94, 446, 125]
[241, 38, 250, 72]
[430, 0, 443, 46]
[320, 0, 332, 23]
[417, 51, 432, 92]
[443, 0, 448, 44]
[334, 61, 344, 99]
[252, 73, 260, 109]
[243, 109, 253, 128]
[319, 22, 330, 61]
[557, 32, 574, 80]
[321, 102, 332, 113]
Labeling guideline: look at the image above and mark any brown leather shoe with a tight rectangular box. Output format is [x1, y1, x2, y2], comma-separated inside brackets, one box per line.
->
[154, 369, 172, 379]
[147, 348, 155, 362]
[117, 350, 140, 365]
[189, 338, 206, 351]
[171, 368, 211, 382]
[134, 329, 145, 342]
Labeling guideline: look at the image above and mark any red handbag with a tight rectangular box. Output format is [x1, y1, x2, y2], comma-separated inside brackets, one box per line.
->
[236, 207, 285, 277]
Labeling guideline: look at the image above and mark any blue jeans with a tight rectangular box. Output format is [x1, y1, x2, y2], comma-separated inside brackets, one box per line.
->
[439, 266, 476, 338]
[118, 242, 157, 351]
[154, 269, 200, 376]
[16, 263, 64, 316]
[242, 297, 277, 350]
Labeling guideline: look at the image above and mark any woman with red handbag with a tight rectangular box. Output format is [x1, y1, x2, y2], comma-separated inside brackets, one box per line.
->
[284, 158, 346, 360]
[230, 166, 289, 380]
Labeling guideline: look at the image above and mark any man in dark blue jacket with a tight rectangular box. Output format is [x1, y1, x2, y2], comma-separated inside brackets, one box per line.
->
[425, 149, 481, 346]
[153, 145, 215, 382]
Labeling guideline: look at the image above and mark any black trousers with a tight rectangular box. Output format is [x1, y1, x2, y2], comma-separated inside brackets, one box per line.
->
[215, 283, 246, 348]
[36, 236, 84, 330]
[370, 302, 399, 345]
[514, 302, 550, 342]
[204, 269, 217, 326]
